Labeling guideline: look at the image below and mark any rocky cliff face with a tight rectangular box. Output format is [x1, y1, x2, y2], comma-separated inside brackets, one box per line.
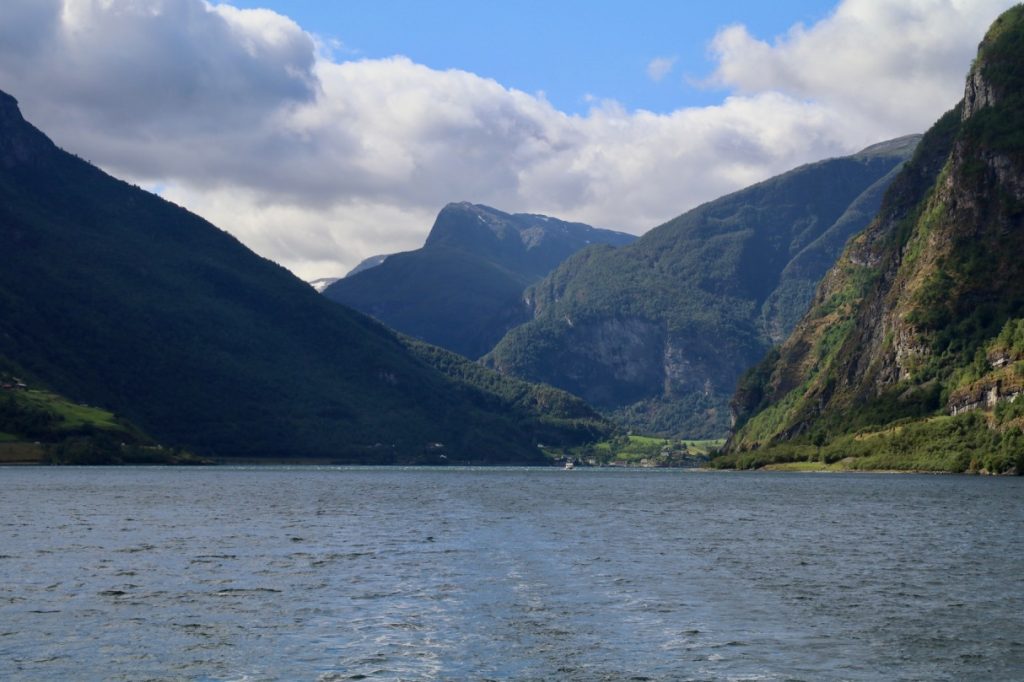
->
[728, 6, 1024, 456]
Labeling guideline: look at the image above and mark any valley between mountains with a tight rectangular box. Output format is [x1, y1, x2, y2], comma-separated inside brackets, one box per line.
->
[2, 7, 1024, 473]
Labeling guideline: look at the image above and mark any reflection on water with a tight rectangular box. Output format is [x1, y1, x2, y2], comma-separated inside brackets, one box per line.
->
[1, 467, 1022, 680]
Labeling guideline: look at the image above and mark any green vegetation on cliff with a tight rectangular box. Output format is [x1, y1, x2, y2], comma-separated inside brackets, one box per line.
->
[722, 6, 1024, 474]
[716, 413, 1023, 474]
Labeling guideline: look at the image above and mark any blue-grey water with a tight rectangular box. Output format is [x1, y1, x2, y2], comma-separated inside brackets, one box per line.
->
[1, 467, 1022, 681]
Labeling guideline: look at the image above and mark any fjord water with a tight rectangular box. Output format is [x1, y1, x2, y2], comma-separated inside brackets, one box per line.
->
[2, 468, 1022, 681]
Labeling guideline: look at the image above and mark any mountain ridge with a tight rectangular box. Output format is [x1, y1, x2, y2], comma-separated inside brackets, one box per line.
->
[0, 88, 609, 462]
[324, 202, 635, 359]
[484, 137, 919, 437]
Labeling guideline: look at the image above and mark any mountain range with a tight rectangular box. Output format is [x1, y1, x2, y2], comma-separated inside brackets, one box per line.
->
[323, 202, 635, 359]
[721, 5, 1024, 474]
[7, 4, 1013, 470]
[0, 89, 610, 463]
[483, 136, 919, 438]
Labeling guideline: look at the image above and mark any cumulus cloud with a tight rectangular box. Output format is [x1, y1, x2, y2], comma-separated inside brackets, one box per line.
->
[708, 0, 1015, 133]
[646, 56, 677, 82]
[0, 0, 1016, 279]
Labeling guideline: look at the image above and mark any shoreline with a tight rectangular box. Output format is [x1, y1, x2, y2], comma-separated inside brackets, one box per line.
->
[1, 459, 1015, 475]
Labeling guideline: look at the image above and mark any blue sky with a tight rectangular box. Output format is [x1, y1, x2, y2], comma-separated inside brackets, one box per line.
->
[0, 1, 1014, 278]
[230, 0, 837, 114]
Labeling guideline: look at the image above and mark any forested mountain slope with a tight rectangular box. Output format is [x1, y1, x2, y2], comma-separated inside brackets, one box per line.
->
[0, 90, 605, 462]
[722, 6, 1024, 474]
[485, 137, 918, 437]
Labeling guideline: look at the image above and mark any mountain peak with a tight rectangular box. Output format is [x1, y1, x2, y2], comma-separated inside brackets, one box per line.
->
[963, 5, 1024, 120]
[853, 134, 922, 160]
[0, 88, 50, 169]
[422, 201, 633, 269]
[0, 90, 23, 126]
[425, 202, 518, 249]
[325, 202, 634, 358]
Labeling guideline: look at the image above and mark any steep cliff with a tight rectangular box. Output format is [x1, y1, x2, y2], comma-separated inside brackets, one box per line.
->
[724, 6, 1024, 473]
[484, 138, 918, 437]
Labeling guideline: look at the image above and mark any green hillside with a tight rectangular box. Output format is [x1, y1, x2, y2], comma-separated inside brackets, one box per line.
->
[324, 202, 635, 359]
[0, 354, 189, 464]
[0, 385, 188, 465]
[0, 89, 604, 463]
[400, 337, 614, 448]
[485, 137, 918, 438]
[720, 6, 1024, 474]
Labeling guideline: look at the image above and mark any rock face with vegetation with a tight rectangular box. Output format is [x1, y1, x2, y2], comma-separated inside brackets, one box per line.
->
[722, 6, 1024, 474]
[323, 202, 635, 359]
[484, 138, 918, 438]
[0, 90, 611, 463]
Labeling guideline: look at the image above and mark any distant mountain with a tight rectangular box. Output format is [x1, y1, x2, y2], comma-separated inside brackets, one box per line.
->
[0, 89, 610, 463]
[323, 202, 636, 359]
[721, 6, 1024, 474]
[308, 277, 340, 293]
[484, 136, 919, 438]
[345, 254, 389, 278]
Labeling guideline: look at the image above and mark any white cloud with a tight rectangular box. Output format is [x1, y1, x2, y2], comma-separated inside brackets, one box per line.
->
[708, 0, 1016, 134]
[646, 56, 677, 82]
[0, 0, 1016, 279]
[161, 184, 436, 275]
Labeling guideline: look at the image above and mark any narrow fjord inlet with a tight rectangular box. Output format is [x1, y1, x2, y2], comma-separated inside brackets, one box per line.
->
[3, 468, 1022, 680]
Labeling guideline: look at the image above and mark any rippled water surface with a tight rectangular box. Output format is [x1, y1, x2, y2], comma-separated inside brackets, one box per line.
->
[1, 467, 1022, 681]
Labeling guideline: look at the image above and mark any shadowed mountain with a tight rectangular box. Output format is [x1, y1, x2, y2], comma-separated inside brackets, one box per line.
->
[323, 202, 635, 359]
[0, 90, 610, 463]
